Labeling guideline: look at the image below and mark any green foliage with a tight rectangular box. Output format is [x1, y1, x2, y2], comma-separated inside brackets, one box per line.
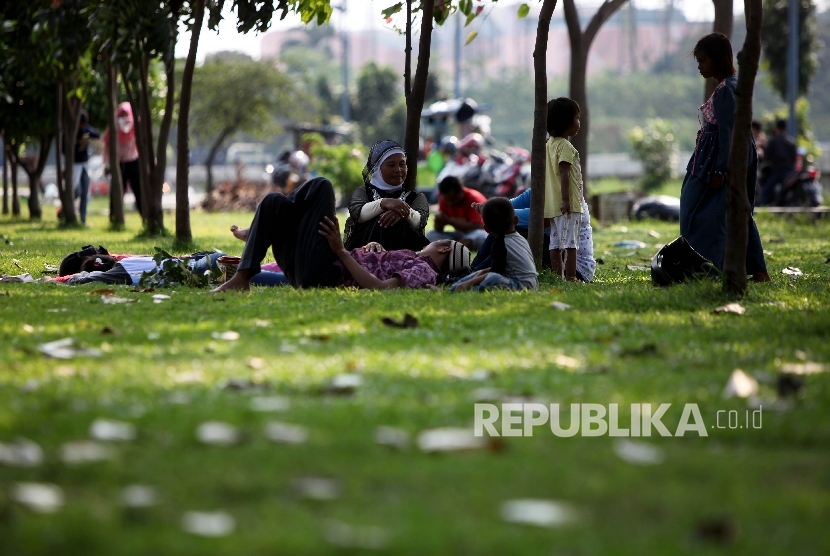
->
[190, 59, 298, 148]
[628, 119, 678, 193]
[760, 0, 819, 100]
[353, 62, 406, 145]
[210, 0, 333, 33]
[138, 247, 221, 288]
[304, 132, 365, 196]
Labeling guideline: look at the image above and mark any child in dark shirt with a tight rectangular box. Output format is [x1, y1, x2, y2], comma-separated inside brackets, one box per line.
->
[451, 197, 537, 292]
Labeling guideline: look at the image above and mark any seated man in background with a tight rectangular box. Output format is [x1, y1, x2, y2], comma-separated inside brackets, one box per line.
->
[426, 176, 488, 251]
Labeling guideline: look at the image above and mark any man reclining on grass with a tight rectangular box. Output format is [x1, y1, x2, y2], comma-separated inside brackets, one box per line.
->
[213, 177, 470, 292]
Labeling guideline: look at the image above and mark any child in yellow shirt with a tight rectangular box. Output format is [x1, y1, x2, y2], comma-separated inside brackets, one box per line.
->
[544, 97, 585, 281]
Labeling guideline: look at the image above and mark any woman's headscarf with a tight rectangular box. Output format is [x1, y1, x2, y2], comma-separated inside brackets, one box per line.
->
[115, 102, 135, 145]
[362, 140, 406, 192]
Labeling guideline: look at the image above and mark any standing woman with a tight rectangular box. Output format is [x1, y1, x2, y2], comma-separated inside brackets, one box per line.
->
[343, 140, 430, 252]
[103, 102, 143, 218]
[681, 33, 769, 281]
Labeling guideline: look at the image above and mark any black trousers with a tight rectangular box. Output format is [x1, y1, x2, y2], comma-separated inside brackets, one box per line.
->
[121, 159, 143, 217]
[239, 177, 341, 288]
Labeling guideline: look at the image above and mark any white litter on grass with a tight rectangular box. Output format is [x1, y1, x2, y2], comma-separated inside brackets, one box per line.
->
[211, 331, 240, 341]
[554, 354, 581, 370]
[152, 294, 171, 304]
[122, 484, 157, 508]
[12, 482, 64, 513]
[323, 519, 389, 550]
[182, 511, 235, 537]
[294, 476, 341, 500]
[38, 338, 102, 359]
[713, 303, 745, 315]
[723, 369, 759, 399]
[0, 438, 43, 467]
[626, 265, 651, 272]
[500, 499, 576, 527]
[61, 441, 115, 463]
[417, 428, 486, 453]
[22, 323, 35, 333]
[249, 396, 290, 412]
[328, 373, 363, 392]
[781, 266, 803, 278]
[147, 332, 161, 340]
[613, 439, 664, 465]
[196, 422, 240, 446]
[551, 301, 571, 311]
[247, 356, 266, 370]
[374, 426, 410, 450]
[101, 295, 137, 304]
[264, 422, 308, 444]
[780, 362, 825, 375]
[90, 418, 136, 441]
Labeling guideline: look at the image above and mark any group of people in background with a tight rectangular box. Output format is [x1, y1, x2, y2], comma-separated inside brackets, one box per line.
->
[751, 117, 799, 206]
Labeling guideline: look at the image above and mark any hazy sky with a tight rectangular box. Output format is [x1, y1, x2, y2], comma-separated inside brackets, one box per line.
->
[175, 0, 829, 62]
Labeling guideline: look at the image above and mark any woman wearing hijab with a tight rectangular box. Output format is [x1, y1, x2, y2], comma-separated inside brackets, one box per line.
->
[343, 140, 430, 252]
[103, 102, 143, 217]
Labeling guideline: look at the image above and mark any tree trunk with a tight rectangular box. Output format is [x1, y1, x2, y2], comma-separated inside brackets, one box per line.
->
[108, 60, 125, 227]
[403, 0, 436, 191]
[138, 56, 163, 234]
[54, 84, 64, 219]
[155, 59, 176, 218]
[529, 0, 559, 268]
[404, 0, 412, 98]
[705, 0, 735, 99]
[61, 86, 82, 225]
[563, 0, 628, 199]
[722, 0, 762, 295]
[10, 150, 19, 217]
[175, 0, 205, 245]
[206, 126, 234, 195]
[2, 137, 8, 215]
[24, 135, 52, 220]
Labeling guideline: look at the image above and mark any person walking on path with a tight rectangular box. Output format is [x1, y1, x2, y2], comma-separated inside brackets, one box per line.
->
[680, 33, 769, 281]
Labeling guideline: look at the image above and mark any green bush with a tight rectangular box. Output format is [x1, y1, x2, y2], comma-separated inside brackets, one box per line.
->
[304, 132, 366, 199]
[628, 119, 679, 193]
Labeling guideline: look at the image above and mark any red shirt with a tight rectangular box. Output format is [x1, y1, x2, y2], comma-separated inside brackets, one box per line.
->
[438, 187, 485, 225]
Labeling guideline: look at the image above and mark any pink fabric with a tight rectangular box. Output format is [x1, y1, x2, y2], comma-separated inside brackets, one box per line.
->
[699, 80, 726, 126]
[338, 249, 439, 289]
[261, 262, 281, 272]
[102, 102, 139, 165]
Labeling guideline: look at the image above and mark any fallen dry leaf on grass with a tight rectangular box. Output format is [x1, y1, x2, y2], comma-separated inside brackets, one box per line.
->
[0, 439, 43, 467]
[500, 499, 576, 527]
[323, 373, 363, 395]
[249, 396, 290, 412]
[551, 301, 571, 311]
[101, 326, 119, 335]
[693, 517, 735, 545]
[22, 323, 35, 333]
[89, 288, 115, 295]
[712, 303, 745, 315]
[417, 428, 486, 453]
[182, 511, 235, 537]
[247, 356, 266, 370]
[12, 482, 64, 513]
[211, 331, 240, 341]
[38, 338, 102, 359]
[723, 369, 759, 399]
[381, 313, 418, 328]
[196, 422, 240, 446]
[613, 439, 664, 465]
[102, 295, 137, 304]
[626, 265, 651, 271]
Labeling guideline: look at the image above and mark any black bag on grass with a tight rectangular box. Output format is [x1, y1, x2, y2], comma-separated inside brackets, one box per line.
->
[59, 245, 110, 277]
[651, 236, 712, 286]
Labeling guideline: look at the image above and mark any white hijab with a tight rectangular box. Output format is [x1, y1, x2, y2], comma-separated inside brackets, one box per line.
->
[369, 147, 405, 192]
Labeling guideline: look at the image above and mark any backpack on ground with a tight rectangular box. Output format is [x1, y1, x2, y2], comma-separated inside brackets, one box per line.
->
[651, 236, 712, 286]
[59, 245, 110, 277]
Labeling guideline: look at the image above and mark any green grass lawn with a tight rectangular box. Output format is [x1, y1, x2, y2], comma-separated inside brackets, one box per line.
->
[1, 201, 829, 555]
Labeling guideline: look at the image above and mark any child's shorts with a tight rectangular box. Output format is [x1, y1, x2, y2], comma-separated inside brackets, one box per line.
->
[549, 212, 583, 250]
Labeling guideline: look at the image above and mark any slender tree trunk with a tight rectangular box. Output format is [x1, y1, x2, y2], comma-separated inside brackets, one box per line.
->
[529, 0, 559, 268]
[403, 0, 436, 191]
[175, 0, 205, 245]
[55, 84, 64, 218]
[404, 0, 412, 97]
[139, 56, 163, 233]
[563, 0, 628, 199]
[108, 60, 125, 227]
[24, 135, 52, 220]
[705, 0, 735, 100]
[722, 0, 762, 295]
[10, 151, 20, 217]
[123, 70, 152, 228]
[61, 86, 81, 225]
[206, 126, 233, 195]
[2, 137, 8, 215]
[154, 58, 176, 215]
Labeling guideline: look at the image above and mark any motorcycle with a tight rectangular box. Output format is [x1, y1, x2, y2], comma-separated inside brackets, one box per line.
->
[769, 167, 823, 208]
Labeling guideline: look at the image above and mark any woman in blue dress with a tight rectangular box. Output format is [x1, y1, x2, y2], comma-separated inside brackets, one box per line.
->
[680, 33, 770, 282]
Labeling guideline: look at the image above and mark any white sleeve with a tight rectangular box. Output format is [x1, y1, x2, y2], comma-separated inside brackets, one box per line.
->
[358, 200, 384, 223]
[406, 208, 420, 228]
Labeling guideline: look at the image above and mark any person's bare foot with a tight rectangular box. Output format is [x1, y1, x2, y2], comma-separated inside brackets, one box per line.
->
[210, 271, 251, 292]
[230, 225, 249, 242]
[752, 271, 771, 283]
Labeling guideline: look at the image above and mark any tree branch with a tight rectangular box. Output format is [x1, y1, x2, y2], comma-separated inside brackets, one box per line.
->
[584, 0, 628, 48]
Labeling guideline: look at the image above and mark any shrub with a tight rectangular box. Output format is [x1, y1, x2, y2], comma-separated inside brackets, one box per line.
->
[628, 119, 679, 192]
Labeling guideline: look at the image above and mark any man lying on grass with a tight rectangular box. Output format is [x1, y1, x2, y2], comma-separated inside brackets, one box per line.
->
[213, 177, 471, 292]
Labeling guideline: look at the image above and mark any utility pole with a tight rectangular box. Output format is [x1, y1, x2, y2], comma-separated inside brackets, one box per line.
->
[338, 0, 351, 122]
[453, 11, 461, 98]
[787, 0, 799, 138]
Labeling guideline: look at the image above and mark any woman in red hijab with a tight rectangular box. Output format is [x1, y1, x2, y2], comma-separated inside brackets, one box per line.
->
[103, 102, 143, 217]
